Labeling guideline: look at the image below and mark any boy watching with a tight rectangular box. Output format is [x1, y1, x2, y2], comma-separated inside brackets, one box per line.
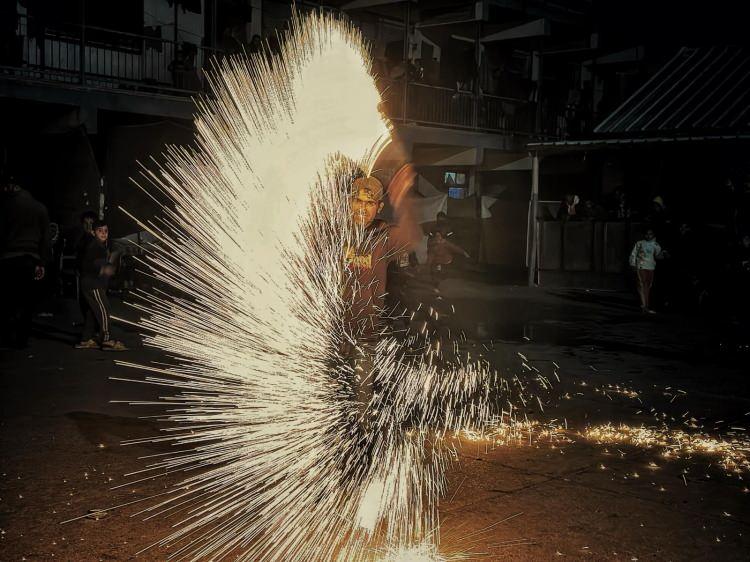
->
[427, 229, 469, 288]
[75, 219, 127, 351]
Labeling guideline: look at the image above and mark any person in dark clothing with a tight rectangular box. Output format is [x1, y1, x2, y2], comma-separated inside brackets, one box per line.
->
[435, 211, 453, 237]
[336, 165, 419, 488]
[341, 166, 419, 421]
[733, 233, 750, 319]
[344, 167, 420, 339]
[75, 219, 127, 351]
[0, 176, 49, 348]
[74, 210, 97, 255]
[558, 194, 580, 221]
[72, 210, 97, 321]
[581, 199, 607, 221]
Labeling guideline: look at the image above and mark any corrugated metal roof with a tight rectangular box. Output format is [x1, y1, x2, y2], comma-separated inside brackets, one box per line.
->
[594, 46, 750, 135]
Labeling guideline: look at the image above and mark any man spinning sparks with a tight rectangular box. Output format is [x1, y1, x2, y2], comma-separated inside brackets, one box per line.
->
[115, 11, 497, 561]
[344, 166, 420, 425]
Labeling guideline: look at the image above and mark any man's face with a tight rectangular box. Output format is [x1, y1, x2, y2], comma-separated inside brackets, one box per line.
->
[351, 192, 382, 227]
[94, 225, 109, 243]
[645, 230, 655, 241]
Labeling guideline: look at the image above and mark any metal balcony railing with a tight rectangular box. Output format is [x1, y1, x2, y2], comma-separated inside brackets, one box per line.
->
[381, 80, 568, 138]
[0, 14, 220, 96]
[1, 14, 573, 138]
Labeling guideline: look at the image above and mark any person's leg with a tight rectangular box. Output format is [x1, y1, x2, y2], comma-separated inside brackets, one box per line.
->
[0, 258, 16, 345]
[641, 270, 654, 311]
[352, 340, 376, 421]
[337, 338, 379, 487]
[91, 288, 112, 342]
[93, 289, 127, 350]
[82, 289, 109, 342]
[80, 297, 96, 342]
[15, 256, 36, 347]
[636, 269, 647, 309]
[431, 264, 443, 291]
[78, 288, 87, 324]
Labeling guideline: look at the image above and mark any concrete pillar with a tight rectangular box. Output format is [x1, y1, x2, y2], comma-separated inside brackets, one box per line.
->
[527, 151, 540, 286]
[467, 147, 483, 197]
[250, 0, 262, 39]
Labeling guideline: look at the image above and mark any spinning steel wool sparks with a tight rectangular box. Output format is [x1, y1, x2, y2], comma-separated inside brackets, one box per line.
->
[115, 10, 496, 561]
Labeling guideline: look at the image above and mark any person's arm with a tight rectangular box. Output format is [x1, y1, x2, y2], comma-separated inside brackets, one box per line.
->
[35, 204, 50, 280]
[386, 164, 421, 254]
[629, 242, 639, 267]
[445, 239, 470, 258]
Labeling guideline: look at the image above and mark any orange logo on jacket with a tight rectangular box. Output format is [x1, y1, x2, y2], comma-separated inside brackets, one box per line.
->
[345, 247, 373, 270]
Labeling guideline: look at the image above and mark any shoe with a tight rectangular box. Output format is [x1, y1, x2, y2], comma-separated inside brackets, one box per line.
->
[101, 340, 128, 352]
[646, 309, 657, 314]
[75, 339, 99, 349]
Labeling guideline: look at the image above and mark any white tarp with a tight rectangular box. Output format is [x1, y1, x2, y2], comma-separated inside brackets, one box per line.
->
[413, 194, 448, 224]
[481, 196, 499, 218]
[416, 174, 443, 197]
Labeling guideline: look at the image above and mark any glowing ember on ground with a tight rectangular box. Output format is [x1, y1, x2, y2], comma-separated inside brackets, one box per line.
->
[582, 424, 750, 475]
[378, 543, 447, 562]
[461, 420, 569, 447]
[458, 418, 750, 478]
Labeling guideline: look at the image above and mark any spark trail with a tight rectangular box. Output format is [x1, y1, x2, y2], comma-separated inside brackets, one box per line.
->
[116, 10, 497, 561]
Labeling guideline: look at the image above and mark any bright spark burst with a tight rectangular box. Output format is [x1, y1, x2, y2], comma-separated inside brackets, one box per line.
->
[115, 10, 497, 561]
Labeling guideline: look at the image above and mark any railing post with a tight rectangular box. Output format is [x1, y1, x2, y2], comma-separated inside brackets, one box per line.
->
[534, 37, 545, 137]
[472, 19, 481, 128]
[528, 151, 541, 286]
[172, 0, 179, 88]
[79, 0, 86, 84]
[401, 0, 410, 122]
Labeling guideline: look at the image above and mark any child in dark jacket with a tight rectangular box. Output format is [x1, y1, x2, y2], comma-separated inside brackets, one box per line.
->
[75, 219, 127, 351]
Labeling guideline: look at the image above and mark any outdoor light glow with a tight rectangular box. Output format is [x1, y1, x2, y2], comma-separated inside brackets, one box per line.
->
[115, 10, 497, 560]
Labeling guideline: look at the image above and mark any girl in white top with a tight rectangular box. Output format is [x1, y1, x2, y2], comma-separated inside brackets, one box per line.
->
[629, 229, 663, 313]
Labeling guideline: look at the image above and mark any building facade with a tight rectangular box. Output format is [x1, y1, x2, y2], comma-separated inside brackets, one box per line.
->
[2, 0, 657, 276]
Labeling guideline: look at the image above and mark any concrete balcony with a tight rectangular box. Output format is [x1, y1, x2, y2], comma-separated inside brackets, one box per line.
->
[0, 14, 216, 122]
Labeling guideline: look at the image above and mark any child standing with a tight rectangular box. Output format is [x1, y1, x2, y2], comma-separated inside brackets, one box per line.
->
[629, 228, 663, 314]
[75, 219, 127, 351]
[426, 229, 469, 288]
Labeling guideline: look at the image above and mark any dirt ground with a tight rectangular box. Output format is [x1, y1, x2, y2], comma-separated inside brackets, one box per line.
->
[2, 280, 749, 560]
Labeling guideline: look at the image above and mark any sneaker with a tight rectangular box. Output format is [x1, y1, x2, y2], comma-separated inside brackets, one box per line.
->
[101, 340, 128, 352]
[75, 339, 99, 349]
